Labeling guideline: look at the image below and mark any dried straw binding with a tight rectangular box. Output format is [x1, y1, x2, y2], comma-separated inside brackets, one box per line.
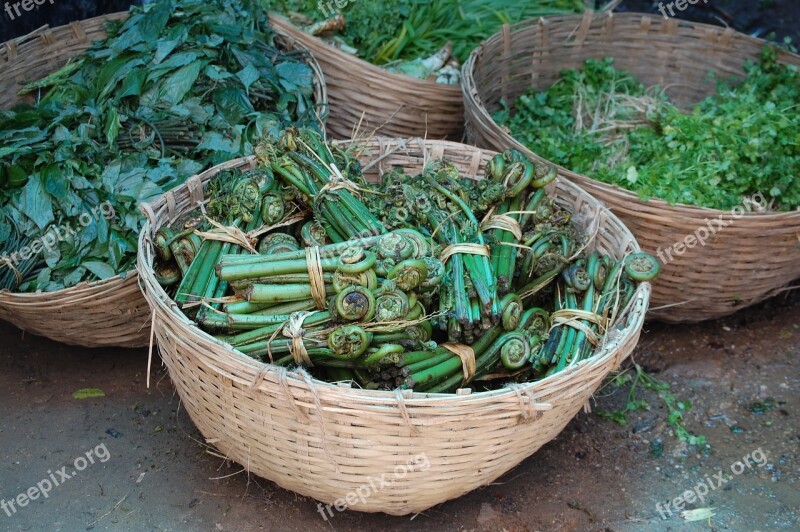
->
[462, 12, 800, 323]
[136, 138, 650, 514]
[269, 13, 464, 140]
[0, 12, 327, 348]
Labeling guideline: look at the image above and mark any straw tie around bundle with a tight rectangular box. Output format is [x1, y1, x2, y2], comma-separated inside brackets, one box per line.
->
[264, 310, 317, 366]
[441, 342, 476, 385]
[549, 309, 608, 346]
[316, 162, 363, 198]
[182, 295, 240, 310]
[305, 246, 327, 310]
[439, 243, 490, 264]
[195, 217, 258, 254]
[0, 256, 23, 288]
[480, 214, 523, 241]
[284, 311, 316, 367]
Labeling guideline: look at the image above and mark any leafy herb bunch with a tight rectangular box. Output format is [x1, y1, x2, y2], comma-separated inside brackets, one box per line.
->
[495, 48, 800, 211]
[0, 0, 320, 292]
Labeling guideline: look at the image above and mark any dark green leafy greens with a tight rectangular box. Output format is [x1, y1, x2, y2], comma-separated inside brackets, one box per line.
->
[494, 49, 800, 211]
[0, 0, 320, 292]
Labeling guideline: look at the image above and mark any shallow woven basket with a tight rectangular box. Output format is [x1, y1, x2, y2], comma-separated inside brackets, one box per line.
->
[0, 13, 327, 348]
[462, 12, 800, 323]
[269, 13, 464, 140]
[137, 138, 650, 514]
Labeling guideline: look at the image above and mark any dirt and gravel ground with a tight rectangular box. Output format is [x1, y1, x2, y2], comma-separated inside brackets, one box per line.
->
[1, 287, 798, 531]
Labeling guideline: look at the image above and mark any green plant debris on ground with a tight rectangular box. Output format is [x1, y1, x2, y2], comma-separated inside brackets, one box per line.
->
[494, 48, 800, 211]
[749, 397, 778, 413]
[597, 364, 708, 447]
[0, 0, 319, 293]
[73, 388, 106, 399]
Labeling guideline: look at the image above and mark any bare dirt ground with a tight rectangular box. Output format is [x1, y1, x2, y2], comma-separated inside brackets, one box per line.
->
[1, 286, 798, 531]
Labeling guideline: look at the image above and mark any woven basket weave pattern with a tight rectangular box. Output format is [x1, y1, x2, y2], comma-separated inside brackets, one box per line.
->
[137, 138, 650, 514]
[462, 12, 800, 323]
[0, 13, 327, 348]
[269, 14, 464, 140]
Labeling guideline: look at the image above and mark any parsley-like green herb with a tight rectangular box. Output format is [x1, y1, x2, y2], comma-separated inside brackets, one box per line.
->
[495, 48, 800, 211]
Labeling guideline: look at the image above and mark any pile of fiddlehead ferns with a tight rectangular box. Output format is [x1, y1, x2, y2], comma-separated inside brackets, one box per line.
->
[156, 128, 659, 393]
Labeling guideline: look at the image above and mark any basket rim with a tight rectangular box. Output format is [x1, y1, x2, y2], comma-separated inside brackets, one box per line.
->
[0, 11, 129, 62]
[268, 12, 462, 93]
[136, 138, 651, 405]
[462, 11, 800, 220]
[0, 10, 328, 304]
[0, 270, 137, 301]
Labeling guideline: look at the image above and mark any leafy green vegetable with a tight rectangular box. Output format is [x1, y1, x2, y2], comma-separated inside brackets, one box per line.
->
[267, 0, 586, 65]
[0, 0, 320, 293]
[494, 48, 800, 211]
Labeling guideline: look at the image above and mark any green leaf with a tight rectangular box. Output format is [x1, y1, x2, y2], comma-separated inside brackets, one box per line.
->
[95, 56, 140, 101]
[83, 261, 117, 280]
[197, 131, 239, 153]
[136, 0, 172, 42]
[236, 64, 260, 91]
[0, 146, 23, 158]
[625, 166, 638, 184]
[20, 173, 54, 230]
[154, 25, 189, 64]
[276, 62, 313, 93]
[40, 164, 69, 199]
[176, 158, 205, 178]
[205, 64, 234, 82]
[161, 61, 205, 105]
[43, 241, 61, 268]
[117, 69, 146, 99]
[212, 86, 254, 125]
[105, 108, 121, 148]
[73, 388, 105, 399]
[151, 51, 202, 71]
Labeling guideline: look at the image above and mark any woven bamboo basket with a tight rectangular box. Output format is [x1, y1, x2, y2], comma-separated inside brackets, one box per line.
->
[269, 13, 464, 140]
[136, 138, 651, 514]
[462, 12, 800, 323]
[0, 13, 327, 348]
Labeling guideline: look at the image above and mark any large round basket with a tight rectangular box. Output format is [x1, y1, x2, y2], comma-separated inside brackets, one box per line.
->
[136, 138, 650, 514]
[462, 12, 800, 323]
[269, 13, 464, 140]
[0, 13, 327, 348]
